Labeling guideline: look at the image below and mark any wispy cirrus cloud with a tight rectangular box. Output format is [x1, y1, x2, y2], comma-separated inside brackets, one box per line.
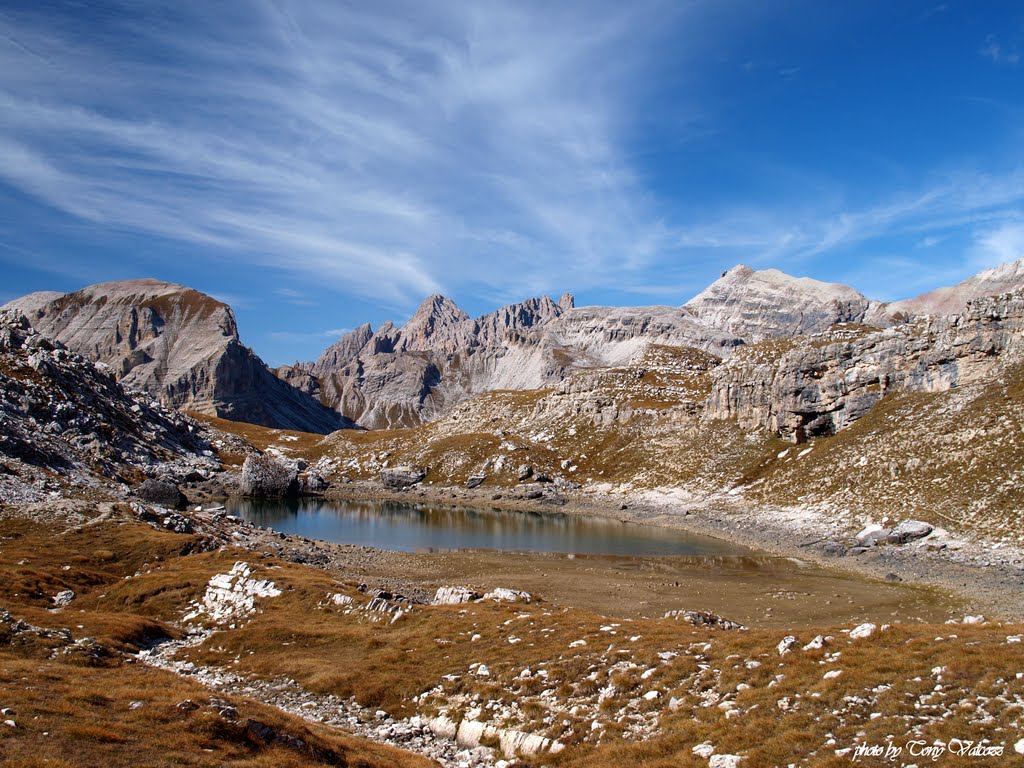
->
[980, 34, 1020, 65]
[670, 168, 1024, 274]
[972, 221, 1024, 269]
[1, 0, 1022, 336]
[0, 0, 688, 308]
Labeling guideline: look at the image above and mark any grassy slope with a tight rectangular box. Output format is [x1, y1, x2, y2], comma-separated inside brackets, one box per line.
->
[2, 507, 1022, 767]
[741, 362, 1024, 542]
[0, 508, 433, 768]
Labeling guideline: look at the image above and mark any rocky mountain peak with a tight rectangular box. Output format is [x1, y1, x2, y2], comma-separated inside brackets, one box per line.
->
[388, 295, 473, 356]
[311, 323, 375, 376]
[881, 257, 1024, 318]
[685, 264, 873, 342]
[408, 293, 471, 330]
[558, 292, 575, 311]
[2, 280, 347, 434]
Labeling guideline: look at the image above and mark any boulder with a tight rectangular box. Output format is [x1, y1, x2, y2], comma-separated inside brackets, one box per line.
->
[855, 524, 891, 546]
[240, 454, 298, 497]
[849, 622, 877, 639]
[381, 465, 427, 489]
[465, 474, 486, 489]
[776, 636, 798, 655]
[887, 520, 934, 544]
[709, 756, 744, 768]
[135, 479, 187, 509]
[516, 464, 533, 481]
[433, 586, 481, 605]
[483, 588, 531, 603]
[297, 470, 327, 495]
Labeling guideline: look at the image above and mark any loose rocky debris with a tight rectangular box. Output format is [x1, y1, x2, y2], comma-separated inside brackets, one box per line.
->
[50, 589, 75, 608]
[0, 609, 110, 667]
[322, 590, 414, 624]
[0, 310, 217, 504]
[140, 630, 508, 768]
[132, 501, 195, 534]
[663, 609, 746, 630]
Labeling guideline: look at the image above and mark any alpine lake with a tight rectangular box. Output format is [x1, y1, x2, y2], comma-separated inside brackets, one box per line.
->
[228, 496, 962, 628]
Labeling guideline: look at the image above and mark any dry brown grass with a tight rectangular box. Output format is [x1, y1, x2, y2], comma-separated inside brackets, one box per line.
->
[741, 362, 1024, 541]
[0, 642, 433, 768]
[2, 506, 1022, 767]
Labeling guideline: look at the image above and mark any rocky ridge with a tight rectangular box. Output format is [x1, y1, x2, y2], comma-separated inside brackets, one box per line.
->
[293, 258, 1024, 430]
[3, 280, 349, 434]
[884, 258, 1024, 317]
[300, 292, 740, 429]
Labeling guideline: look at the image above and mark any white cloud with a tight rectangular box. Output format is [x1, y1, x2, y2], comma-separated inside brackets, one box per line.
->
[972, 221, 1024, 268]
[1, 1, 1022, 317]
[0, 0, 687, 309]
[980, 35, 1020, 65]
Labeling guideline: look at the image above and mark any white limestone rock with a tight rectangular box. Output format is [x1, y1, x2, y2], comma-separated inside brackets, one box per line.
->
[849, 623, 877, 640]
[183, 562, 281, 624]
[433, 586, 482, 605]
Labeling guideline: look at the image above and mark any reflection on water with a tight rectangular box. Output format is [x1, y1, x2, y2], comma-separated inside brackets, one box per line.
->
[227, 497, 752, 557]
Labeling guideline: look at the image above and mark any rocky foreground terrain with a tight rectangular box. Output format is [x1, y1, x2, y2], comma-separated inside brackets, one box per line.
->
[3, 261, 1024, 766]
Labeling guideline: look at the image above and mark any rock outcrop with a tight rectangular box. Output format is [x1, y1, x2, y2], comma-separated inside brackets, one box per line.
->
[706, 290, 1024, 441]
[685, 264, 879, 342]
[3, 280, 349, 434]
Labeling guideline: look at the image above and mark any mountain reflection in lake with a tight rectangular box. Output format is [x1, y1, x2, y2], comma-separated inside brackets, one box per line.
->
[227, 497, 752, 556]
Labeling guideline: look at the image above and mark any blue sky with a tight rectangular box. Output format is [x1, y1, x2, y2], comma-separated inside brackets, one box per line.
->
[1, 0, 1022, 366]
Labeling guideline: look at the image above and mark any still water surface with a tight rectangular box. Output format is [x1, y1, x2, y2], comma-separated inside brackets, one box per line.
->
[228, 497, 750, 556]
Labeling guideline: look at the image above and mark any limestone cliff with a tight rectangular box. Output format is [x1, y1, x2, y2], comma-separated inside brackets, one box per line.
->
[3, 280, 349, 434]
[706, 290, 1024, 441]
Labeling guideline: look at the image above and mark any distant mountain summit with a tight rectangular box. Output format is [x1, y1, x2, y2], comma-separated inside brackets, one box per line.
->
[882, 258, 1024, 318]
[7, 257, 1023, 434]
[2, 279, 350, 434]
[684, 264, 878, 342]
[294, 292, 739, 429]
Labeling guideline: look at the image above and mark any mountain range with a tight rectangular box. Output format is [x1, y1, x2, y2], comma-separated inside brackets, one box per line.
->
[4, 259, 1023, 434]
